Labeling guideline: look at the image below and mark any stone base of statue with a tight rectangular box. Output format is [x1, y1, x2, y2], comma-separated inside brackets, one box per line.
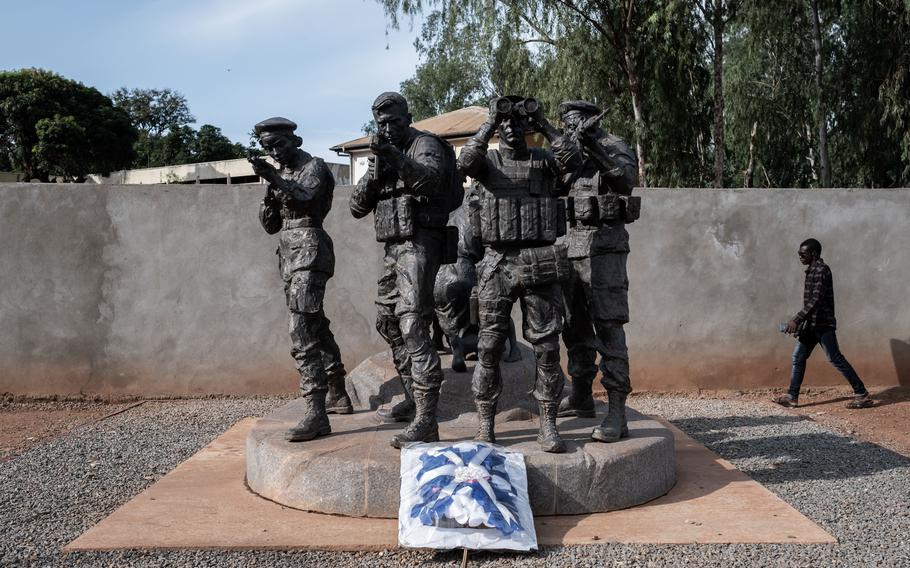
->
[246, 346, 675, 518]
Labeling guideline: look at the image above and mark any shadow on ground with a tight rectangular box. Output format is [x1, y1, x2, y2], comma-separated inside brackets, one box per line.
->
[671, 414, 910, 483]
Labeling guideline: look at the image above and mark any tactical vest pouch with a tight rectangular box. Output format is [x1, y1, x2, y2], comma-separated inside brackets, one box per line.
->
[520, 198, 538, 241]
[479, 195, 499, 243]
[623, 196, 641, 223]
[396, 196, 415, 236]
[574, 195, 599, 225]
[556, 198, 567, 238]
[374, 196, 416, 242]
[517, 244, 570, 287]
[479, 196, 560, 245]
[498, 196, 520, 242]
[597, 194, 623, 222]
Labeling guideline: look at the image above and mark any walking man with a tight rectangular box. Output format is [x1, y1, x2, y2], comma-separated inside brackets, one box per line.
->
[774, 238, 873, 409]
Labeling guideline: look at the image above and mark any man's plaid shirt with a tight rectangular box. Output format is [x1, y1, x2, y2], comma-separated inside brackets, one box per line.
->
[795, 258, 837, 329]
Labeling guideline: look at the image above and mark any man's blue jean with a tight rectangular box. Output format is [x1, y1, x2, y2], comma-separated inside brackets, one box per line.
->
[789, 327, 868, 399]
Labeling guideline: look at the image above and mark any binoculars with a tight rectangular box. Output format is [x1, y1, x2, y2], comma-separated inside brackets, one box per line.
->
[493, 97, 540, 118]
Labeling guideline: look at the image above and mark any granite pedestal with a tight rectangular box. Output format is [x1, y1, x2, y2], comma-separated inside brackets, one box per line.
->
[246, 348, 676, 517]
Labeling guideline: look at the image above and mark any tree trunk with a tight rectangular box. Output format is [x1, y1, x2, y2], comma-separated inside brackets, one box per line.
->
[712, 0, 726, 188]
[624, 43, 648, 187]
[744, 121, 757, 188]
[810, 0, 831, 187]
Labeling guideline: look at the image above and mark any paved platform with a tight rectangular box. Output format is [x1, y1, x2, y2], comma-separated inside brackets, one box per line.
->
[65, 417, 835, 551]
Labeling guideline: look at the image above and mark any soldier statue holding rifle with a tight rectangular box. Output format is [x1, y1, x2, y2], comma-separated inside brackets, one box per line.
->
[251, 117, 352, 442]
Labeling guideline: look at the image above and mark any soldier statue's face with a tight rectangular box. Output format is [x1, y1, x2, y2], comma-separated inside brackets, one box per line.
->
[561, 110, 586, 134]
[498, 115, 528, 150]
[373, 106, 411, 147]
[259, 132, 298, 166]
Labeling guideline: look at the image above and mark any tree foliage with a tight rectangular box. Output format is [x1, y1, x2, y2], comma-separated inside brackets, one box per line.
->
[379, 0, 910, 187]
[111, 87, 245, 168]
[0, 68, 136, 180]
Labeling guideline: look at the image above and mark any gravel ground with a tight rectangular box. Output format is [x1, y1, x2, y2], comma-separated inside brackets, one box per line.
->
[1, 395, 908, 567]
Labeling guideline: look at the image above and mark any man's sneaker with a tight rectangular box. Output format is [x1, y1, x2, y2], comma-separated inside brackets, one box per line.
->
[772, 394, 798, 408]
[846, 393, 874, 409]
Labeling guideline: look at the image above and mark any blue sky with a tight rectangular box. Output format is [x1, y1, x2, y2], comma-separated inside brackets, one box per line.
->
[0, 0, 422, 162]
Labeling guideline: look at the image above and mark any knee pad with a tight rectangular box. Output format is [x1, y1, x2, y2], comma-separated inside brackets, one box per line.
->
[477, 331, 506, 364]
[399, 313, 433, 353]
[533, 341, 560, 365]
[376, 315, 402, 343]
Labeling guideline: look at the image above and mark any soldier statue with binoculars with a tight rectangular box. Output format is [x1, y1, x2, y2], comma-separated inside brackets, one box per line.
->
[457, 95, 580, 453]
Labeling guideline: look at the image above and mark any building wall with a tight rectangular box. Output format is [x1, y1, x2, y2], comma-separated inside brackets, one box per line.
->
[1, 183, 908, 396]
[88, 158, 351, 186]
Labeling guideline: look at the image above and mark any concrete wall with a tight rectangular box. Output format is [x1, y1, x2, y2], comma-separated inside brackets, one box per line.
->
[1, 184, 908, 396]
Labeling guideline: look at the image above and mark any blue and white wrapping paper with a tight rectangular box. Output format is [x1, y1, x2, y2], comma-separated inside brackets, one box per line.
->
[398, 441, 537, 551]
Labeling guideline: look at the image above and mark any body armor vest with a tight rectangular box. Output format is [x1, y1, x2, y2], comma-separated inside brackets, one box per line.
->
[372, 132, 452, 242]
[566, 169, 640, 227]
[475, 150, 565, 247]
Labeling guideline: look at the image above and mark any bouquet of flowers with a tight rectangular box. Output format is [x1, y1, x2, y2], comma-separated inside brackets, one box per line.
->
[398, 441, 537, 551]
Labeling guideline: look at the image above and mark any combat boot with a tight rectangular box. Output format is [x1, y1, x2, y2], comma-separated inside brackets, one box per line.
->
[591, 391, 629, 443]
[474, 400, 497, 444]
[537, 401, 566, 453]
[325, 373, 353, 414]
[450, 336, 467, 373]
[390, 390, 440, 448]
[557, 375, 596, 418]
[285, 394, 331, 442]
[377, 375, 416, 423]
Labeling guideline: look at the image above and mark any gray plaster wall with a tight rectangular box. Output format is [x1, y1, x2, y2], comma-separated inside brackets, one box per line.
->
[0, 183, 907, 396]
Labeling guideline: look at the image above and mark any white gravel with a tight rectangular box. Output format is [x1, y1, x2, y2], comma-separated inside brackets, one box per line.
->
[1, 395, 907, 567]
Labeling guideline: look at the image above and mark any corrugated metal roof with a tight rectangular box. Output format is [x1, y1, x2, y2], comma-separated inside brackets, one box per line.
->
[330, 106, 488, 153]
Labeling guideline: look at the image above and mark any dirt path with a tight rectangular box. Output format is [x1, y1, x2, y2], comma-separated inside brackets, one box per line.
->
[0, 400, 136, 462]
[781, 386, 910, 456]
[632, 386, 910, 457]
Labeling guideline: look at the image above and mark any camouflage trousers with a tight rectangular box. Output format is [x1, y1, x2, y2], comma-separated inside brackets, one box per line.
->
[375, 227, 446, 394]
[285, 269, 346, 397]
[562, 251, 631, 394]
[472, 249, 565, 404]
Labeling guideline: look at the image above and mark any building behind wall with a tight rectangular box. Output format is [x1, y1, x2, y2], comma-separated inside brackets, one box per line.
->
[87, 158, 351, 185]
[331, 106, 544, 183]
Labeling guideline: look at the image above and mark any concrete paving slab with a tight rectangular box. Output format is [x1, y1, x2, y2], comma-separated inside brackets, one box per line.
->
[65, 417, 835, 551]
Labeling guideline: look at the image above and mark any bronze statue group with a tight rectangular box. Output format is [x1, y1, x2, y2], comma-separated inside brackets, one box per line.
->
[251, 91, 639, 454]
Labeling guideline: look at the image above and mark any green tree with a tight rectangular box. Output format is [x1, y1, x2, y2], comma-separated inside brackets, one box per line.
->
[829, 0, 910, 187]
[0, 68, 136, 180]
[193, 124, 246, 163]
[378, 0, 713, 187]
[111, 87, 195, 168]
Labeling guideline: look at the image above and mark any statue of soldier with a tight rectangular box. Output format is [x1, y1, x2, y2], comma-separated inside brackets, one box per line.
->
[556, 101, 639, 443]
[433, 184, 521, 372]
[251, 117, 352, 442]
[458, 96, 580, 453]
[350, 92, 458, 448]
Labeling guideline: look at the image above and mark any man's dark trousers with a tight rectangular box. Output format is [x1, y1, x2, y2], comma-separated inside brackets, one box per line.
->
[788, 326, 868, 399]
